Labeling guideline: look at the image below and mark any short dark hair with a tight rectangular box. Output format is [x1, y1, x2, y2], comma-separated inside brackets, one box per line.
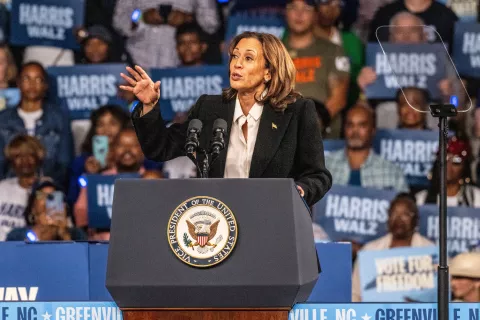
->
[19, 61, 48, 81]
[175, 22, 206, 43]
[395, 87, 430, 106]
[388, 192, 419, 226]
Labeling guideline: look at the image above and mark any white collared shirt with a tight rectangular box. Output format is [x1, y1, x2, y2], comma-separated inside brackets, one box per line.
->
[224, 96, 264, 178]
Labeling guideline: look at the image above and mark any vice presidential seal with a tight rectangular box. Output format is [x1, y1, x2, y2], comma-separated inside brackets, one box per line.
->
[167, 196, 238, 268]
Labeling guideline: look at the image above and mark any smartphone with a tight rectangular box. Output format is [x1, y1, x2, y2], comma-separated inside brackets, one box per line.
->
[158, 4, 172, 22]
[45, 191, 64, 216]
[93, 135, 109, 168]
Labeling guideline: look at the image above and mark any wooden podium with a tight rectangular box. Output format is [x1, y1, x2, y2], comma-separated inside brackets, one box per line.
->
[106, 179, 320, 320]
[121, 309, 289, 320]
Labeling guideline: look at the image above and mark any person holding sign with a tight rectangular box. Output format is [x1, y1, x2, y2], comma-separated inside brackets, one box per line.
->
[122, 31, 332, 206]
[352, 193, 433, 301]
[416, 136, 480, 207]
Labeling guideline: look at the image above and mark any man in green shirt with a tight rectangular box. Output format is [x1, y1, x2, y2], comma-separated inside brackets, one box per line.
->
[284, 0, 350, 138]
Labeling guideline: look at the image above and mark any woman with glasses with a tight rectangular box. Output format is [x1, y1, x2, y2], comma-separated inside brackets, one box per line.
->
[416, 136, 480, 207]
[0, 62, 73, 188]
[351, 193, 434, 301]
[6, 179, 86, 241]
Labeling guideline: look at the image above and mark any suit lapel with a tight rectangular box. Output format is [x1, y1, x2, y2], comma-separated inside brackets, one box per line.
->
[249, 105, 292, 178]
[212, 98, 235, 177]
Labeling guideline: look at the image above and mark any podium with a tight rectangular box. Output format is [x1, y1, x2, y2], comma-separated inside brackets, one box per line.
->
[106, 178, 320, 320]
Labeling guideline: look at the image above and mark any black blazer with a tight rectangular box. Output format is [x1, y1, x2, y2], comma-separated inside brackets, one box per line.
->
[131, 95, 332, 206]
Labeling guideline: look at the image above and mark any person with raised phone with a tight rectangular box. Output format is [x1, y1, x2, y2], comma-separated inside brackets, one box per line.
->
[120, 32, 332, 206]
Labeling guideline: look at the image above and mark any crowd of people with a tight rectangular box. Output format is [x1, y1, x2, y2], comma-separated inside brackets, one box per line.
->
[0, 0, 480, 302]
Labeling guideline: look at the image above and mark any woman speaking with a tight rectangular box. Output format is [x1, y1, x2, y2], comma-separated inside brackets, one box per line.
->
[120, 32, 332, 206]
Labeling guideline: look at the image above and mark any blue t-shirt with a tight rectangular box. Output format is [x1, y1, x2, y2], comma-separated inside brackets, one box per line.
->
[348, 169, 361, 186]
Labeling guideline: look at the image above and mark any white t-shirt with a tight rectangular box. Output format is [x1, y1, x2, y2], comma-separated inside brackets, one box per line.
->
[0, 178, 30, 241]
[18, 109, 43, 136]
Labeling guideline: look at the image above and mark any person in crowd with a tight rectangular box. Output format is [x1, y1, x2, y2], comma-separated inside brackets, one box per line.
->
[113, 0, 219, 68]
[416, 136, 480, 207]
[0, 44, 17, 89]
[78, 25, 132, 65]
[67, 105, 130, 207]
[450, 252, 480, 302]
[6, 178, 86, 241]
[284, 0, 350, 138]
[122, 31, 333, 206]
[314, 0, 364, 109]
[352, 193, 434, 302]
[368, 0, 457, 46]
[0, 62, 73, 187]
[357, 12, 455, 129]
[325, 103, 409, 192]
[74, 127, 146, 230]
[142, 169, 164, 179]
[468, 107, 480, 184]
[0, 135, 44, 241]
[176, 22, 208, 67]
[352, 0, 396, 42]
[396, 87, 429, 130]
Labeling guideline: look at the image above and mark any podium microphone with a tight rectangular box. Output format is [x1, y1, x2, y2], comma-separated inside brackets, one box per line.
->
[185, 119, 202, 154]
[210, 119, 227, 157]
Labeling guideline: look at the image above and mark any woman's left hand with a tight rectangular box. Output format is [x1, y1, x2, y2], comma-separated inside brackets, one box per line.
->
[296, 185, 305, 197]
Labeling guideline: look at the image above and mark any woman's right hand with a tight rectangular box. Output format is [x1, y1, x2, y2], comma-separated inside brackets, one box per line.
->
[357, 66, 377, 91]
[120, 66, 161, 115]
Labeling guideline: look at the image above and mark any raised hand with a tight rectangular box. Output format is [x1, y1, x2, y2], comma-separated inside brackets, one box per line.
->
[120, 65, 161, 115]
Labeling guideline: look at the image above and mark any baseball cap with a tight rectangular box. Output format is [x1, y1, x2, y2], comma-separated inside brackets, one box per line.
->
[84, 25, 113, 44]
[446, 136, 470, 164]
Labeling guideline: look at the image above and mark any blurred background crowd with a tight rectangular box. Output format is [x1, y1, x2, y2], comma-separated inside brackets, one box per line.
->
[0, 0, 480, 303]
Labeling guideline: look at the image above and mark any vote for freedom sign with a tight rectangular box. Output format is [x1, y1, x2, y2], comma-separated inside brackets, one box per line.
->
[10, 0, 84, 49]
[150, 65, 229, 121]
[365, 43, 447, 100]
[359, 246, 438, 302]
[314, 185, 397, 244]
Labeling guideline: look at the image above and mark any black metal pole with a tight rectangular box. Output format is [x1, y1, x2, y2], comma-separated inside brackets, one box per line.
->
[438, 115, 449, 320]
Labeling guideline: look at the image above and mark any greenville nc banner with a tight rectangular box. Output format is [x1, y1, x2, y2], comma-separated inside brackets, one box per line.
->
[0, 302, 478, 320]
[86, 174, 140, 229]
[419, 204, 480, 257]
[9, 0, 84, 49]
[453, 22, 480, 78]
[358, 246, 438, 302]
[365, 43, 446, 99]
[314, 185, 397, 244]
[150, 65, 228, 121]
[47, 64, 128, 120]
[373, 129, 438, 187]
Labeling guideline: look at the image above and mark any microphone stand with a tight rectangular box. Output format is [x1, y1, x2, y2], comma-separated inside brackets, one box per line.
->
[429, 103, 457, 320]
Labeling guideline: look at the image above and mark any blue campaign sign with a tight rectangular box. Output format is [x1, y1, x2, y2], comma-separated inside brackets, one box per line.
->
[358, 246, 439, 302]
[150, 65, 229, 121]
[47, 64, 128, 120]
[0, 88, 20, 111]
[0, 242, 90, 301]
[453, 22, 480, 78]
[88, 243, 113, 301]
[314, 185, 397, 244]
[9, 0, 85, 49]
[86, 174, 140, 229]
[419, 204, 480, 257]
[308, 242, 352, 303]
[323, 139, 345, 156]
[365, 43, 446, 99]
[0, 3, 8, 43]
[373, 129, 438, 187]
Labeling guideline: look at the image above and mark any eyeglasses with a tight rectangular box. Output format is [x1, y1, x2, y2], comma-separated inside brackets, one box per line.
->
[447, 155, 463, 165]
[21, 76, 45, 85]
[389, 210, 415, 221]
